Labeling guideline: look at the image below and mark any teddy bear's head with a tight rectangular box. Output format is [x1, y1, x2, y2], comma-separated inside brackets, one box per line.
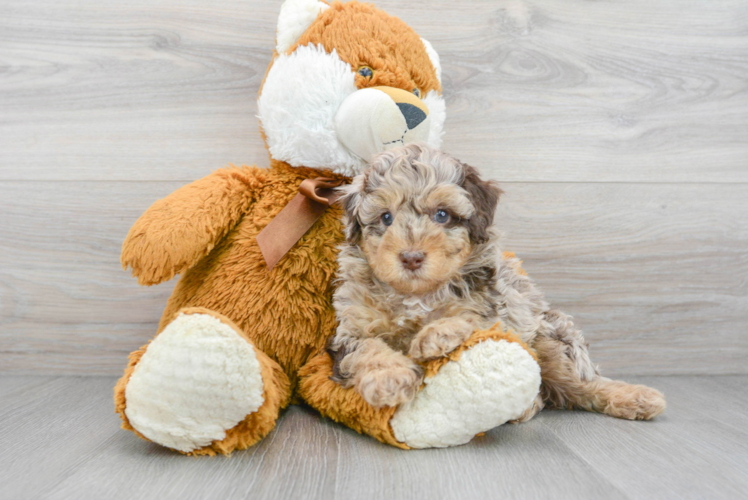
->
[258, 0, 445, 176]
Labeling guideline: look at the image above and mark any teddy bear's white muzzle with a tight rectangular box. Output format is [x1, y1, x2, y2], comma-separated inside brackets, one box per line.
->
[335, 86, 431, 162]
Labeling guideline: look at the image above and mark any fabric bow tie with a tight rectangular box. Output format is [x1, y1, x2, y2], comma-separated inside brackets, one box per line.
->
[256, 177, 345, 270]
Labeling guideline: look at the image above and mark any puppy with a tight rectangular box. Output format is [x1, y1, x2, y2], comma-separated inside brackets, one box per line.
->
[330, 144, 666, 421]
[328, 143, 503, 407]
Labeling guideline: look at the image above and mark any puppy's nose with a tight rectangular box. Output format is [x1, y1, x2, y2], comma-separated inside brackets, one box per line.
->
[399, 251, 425, 271]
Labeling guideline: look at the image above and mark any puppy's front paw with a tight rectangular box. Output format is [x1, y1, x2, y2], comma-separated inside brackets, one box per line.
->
[409, 318, 474, 361]
[357, 366, 423, 408]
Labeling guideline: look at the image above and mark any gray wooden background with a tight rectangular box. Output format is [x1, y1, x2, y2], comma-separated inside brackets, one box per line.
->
[1, 0, 746, 376]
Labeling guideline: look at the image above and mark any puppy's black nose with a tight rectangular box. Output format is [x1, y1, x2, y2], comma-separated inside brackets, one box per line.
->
[399, 251, 425, 271]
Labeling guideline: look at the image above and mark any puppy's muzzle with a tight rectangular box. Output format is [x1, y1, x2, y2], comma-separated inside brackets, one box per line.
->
[399, 251, 426, 271]
[335, 86, 431, 162]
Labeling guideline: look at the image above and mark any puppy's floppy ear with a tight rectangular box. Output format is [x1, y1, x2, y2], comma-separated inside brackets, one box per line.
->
[461, 164, 502, 244]
[339, 178, 364, 246]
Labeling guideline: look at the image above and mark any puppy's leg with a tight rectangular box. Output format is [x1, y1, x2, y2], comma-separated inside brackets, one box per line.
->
[510, 394, 545, 424]
[338, 338, 423, 408]
[409, 316, 475, 361]
[497, 253, 665, 421]
[535, 310, 666, 420]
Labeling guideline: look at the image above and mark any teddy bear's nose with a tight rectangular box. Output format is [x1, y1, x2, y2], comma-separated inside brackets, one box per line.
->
[396, 103, 427, 130]
[399, 251, 426, 271]
[335, 85, 431, 162]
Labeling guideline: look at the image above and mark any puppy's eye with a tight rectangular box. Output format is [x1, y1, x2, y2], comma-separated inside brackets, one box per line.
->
[358, 66, 374, 79]
[381, 212, 393, 226]
[434, 209, 450, 224]
[413, 88, 421, 98]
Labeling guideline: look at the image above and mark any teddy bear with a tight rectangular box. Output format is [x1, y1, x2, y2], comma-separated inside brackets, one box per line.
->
[114, 0, 542, 455]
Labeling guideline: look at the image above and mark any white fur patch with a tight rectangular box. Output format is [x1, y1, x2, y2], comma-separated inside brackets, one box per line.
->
[422, 90, 446, 150]
[276, 0, 329, 54]
[421, 38, 442, 83]
[258, 44, 364, 176]
[390, 339, 541, 448]
[124, 313, 265, 453]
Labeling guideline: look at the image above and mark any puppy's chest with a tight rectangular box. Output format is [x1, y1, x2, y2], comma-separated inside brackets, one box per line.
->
[379, 297, 443, 352]
[394, 296, 440, 329]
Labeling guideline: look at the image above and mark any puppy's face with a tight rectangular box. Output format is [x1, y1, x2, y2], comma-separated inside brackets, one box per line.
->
[343, 144, 501, 295]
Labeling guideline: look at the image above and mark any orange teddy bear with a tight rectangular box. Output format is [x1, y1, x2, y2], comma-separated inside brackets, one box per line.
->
[114, 0, 542, 455]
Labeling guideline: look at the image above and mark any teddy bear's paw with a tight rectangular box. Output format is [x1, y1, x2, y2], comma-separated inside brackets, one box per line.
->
[390, 339, 541, 448]
[123, 312, 265, 453]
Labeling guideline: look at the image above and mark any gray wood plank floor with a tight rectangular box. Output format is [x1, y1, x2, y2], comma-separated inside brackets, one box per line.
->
[1, 376, 746, 500]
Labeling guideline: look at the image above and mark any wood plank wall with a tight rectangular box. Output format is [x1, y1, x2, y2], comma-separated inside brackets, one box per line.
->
[1, 0, 746, 375]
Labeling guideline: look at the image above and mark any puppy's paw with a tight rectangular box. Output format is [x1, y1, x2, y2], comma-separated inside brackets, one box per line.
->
[604, 383, 666, 420]
[357, 365, 423, 408]
[409, 317, 474, 361]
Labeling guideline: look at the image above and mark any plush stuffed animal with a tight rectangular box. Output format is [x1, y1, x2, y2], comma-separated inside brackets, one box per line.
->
[114, 0, 542, 455]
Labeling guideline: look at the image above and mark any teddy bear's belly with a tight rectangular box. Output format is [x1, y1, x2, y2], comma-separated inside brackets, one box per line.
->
[159, 207, 345, 388]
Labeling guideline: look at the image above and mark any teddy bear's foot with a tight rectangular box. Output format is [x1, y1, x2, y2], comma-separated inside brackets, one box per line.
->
[114, 307, 290, 455]
[389, 328, 541, 448]
[509, 393, 545, 424]
[298, 325, 541, 449]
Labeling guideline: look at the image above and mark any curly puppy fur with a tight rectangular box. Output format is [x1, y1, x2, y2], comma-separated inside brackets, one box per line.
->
[330, 144, 666, 419]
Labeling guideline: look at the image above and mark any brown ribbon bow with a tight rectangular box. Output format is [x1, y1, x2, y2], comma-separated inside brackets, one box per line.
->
[256, 177, 345, 270]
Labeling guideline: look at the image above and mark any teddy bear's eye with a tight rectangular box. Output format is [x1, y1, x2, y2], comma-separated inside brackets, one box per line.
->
[434, 209, 450, 224]
[358, 66, 373, 79]
[381, 212, 393, 226]
[413, 88, 421, 98]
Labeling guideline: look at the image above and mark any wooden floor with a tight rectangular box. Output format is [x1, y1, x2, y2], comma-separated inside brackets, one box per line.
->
[1, 376, 746, 500]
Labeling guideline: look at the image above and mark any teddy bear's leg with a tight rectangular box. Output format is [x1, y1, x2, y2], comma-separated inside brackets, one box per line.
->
[114, 307, 291, 455]
[297, 325, 541, 449]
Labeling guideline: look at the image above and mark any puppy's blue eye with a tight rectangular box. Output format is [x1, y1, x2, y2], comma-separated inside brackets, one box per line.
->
[434, 209, 450, 224]
[381, 212, 393, 226]
[358, 66, 373, 79]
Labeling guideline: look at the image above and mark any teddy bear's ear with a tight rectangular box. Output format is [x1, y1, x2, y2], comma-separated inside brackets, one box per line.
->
[421, 38, 442, 83]
[276, 0, 329, 54]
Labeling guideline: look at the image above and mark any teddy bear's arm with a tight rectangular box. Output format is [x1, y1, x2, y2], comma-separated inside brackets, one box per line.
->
[121, 167, 266, 286]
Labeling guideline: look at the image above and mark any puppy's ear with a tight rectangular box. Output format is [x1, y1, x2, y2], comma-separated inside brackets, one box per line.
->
[339, 180, 364, 246]
[461, 164, 502, 244]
